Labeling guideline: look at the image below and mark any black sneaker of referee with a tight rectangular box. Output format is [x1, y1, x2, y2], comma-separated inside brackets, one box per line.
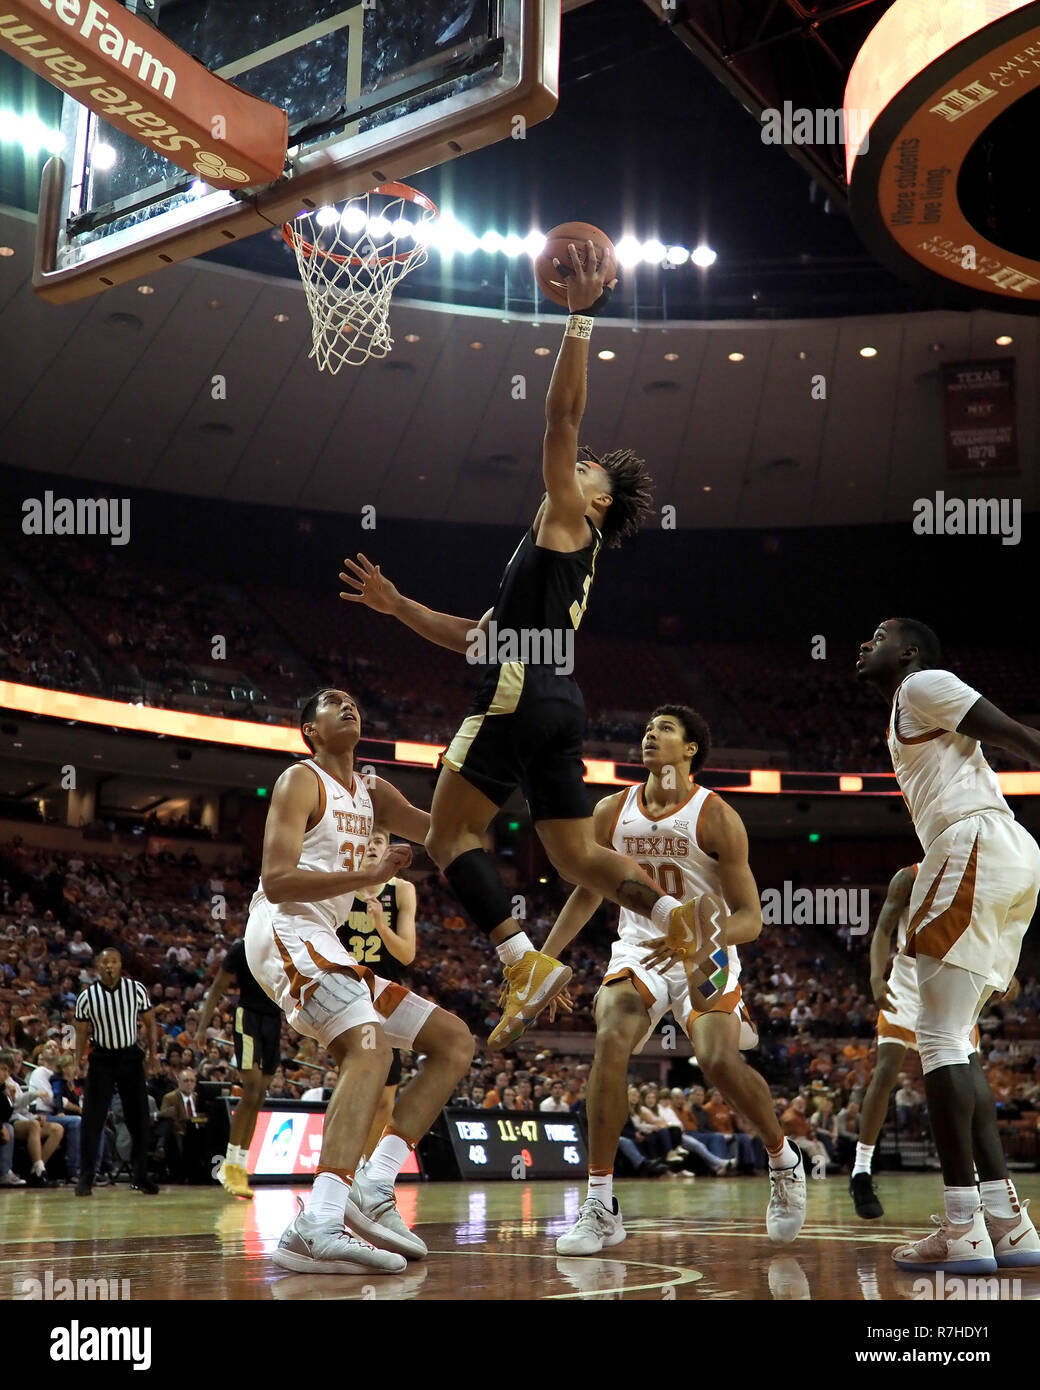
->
[75, 1174, 93, 1197]
[132, 1178, 160, 1195]
[849, 1171, 884, 1219]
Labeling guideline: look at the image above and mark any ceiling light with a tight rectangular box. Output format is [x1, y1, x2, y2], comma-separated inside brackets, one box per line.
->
[479, 230, 503, 254]
[469, 341, 484, 350]
[368, 214, 391, 238]
[691, 245, 717, 268]
[208, 298, 221, 309]
[663, 351, 679, 362]
[597, 350, 615, 361]
[404, 333, 420, 343]
[859, 346, 877, 358]
[615, 236, 641, 268]
[341, 204, 366, 234]
[391, 217, 414, 239]
[0, 247, 13, 258]
[189, 179, 208, 196]
[534, 346, 551, 356]
[702, 485, 712, 492]
[665, 246, 689, 266]
[92, 142, 116, 170]
[316, 206, 339, 229]
[728, 352, 744, 362]
[640, 239, 666, 265]
[995, 335, 1013, 346]
[273, 313, 289, 323]
[522, 230, 546, 257]
[501, 234, 524, 256]
[137, 285, 154, 295]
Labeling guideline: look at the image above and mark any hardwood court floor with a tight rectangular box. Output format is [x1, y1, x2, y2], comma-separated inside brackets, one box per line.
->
[4, 1173, 1039, 1300]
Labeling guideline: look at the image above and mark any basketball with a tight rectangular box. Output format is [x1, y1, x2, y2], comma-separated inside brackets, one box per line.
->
[534, 222, 618, 308]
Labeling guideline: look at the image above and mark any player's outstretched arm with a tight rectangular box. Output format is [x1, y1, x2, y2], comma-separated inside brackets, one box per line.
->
[699, 796, 762, 946]
[542, 242, 615, 534]
[196, 969, 234, 1040]
[370, 776, 430, 847]
[339, 552, 491, 654]
[957, 697, 1040, 765]
[869, 866, 915, 1009]
[261, 764, 405, 904]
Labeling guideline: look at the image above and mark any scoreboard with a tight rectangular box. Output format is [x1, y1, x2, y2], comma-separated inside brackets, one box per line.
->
[444, 1108, 587, 1179]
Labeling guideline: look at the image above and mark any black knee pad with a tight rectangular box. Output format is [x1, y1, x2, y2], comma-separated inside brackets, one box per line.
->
[443, 848, 514, 935]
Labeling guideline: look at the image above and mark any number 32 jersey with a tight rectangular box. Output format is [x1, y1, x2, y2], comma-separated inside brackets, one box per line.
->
[609, 781, 742, 984]
[249, 759, 374, 931]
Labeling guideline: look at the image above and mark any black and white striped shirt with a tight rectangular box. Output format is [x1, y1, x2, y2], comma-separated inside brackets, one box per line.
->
[74, 978, 151, 1051]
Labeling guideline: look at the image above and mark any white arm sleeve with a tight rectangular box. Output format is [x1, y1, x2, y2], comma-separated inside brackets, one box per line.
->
[901, 669, 982, 734]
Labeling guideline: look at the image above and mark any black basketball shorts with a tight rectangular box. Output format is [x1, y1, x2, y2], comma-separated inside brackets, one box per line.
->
[441, 662, 590, 822]
[233, 1007, 281, 1076]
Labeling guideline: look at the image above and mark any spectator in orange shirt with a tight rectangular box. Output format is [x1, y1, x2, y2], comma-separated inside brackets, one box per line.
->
[704, 1088, 758, 1168]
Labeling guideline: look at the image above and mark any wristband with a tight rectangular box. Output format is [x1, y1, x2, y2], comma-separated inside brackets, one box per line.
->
[566, 315, 593, 340]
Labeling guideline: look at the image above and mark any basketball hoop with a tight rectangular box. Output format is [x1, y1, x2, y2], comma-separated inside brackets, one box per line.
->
[283, 183, 438, 373]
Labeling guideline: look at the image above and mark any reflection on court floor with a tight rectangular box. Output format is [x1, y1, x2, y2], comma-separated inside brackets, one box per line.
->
[4, 1175, 1039, 1301]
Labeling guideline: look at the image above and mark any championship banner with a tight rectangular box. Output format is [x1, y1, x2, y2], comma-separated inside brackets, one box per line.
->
[941, 359, 1018, 474]
[845, 0, 1040, 307]
[0, 1, 288, 187]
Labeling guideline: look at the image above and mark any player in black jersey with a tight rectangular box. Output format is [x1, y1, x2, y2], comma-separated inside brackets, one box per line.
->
[337, 826, 417, 1158]
[196, 935, 283, 1199]
[341, 243, 717, 1049]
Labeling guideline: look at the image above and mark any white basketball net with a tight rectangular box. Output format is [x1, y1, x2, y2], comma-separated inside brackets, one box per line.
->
[284, 186, 437, 373]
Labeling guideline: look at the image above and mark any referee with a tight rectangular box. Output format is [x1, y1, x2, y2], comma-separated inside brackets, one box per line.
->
[73, 947, 159, 1197]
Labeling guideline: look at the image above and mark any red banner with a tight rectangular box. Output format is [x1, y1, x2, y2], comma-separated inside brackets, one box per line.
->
[941, 359, 1017, 474]
[0, 1, 287, 188]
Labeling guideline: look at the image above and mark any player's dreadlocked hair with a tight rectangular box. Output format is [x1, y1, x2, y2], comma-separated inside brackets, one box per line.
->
[578, 445, 654, 549]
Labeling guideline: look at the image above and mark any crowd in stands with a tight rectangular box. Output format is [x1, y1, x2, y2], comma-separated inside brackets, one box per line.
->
[2, 832, 1038, 1190]
[5, 539, 1035, 772]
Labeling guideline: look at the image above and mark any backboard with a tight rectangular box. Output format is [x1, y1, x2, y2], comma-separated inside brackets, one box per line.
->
[33, 0, 558, 301]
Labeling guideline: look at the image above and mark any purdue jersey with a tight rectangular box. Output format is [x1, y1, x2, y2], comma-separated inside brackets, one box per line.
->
[338, 878, 406, 984]
[248, 759, 374, 930]
[610, 781, 742, 986]
[489, 516, 602, 658]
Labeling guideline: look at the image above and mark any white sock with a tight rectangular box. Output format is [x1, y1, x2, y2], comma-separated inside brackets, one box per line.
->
[588, 1171, 613, 1207]
[309, 1171, 352, 1223]
[32, 1160, 46, 1176]
[649, 896, 682, 932]
[497, 932, 533, 967]
[767, 1139, 798, 1170]
[234, 1145, 250, 1167]
[944, 1185, 980, 1225]
[225, 1143, 236, 1164]
[366, 1132, 411, 1187]
[852, 1143, 875, 1177]
[980, 1178, 1019, 1219]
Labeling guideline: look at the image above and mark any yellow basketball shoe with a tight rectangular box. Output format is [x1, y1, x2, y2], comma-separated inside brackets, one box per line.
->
[220, 1162, 254, 1200]
[487, 951, 572, 1051]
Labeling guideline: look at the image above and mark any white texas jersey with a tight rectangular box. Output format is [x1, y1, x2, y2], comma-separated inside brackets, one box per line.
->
[888, 670, 1011, 850]
[609, 781, 741, 984]
[250, 759, 374, 929]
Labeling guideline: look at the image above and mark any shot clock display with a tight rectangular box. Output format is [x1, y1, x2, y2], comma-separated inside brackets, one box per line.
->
[445, 1108, 588, 1179]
